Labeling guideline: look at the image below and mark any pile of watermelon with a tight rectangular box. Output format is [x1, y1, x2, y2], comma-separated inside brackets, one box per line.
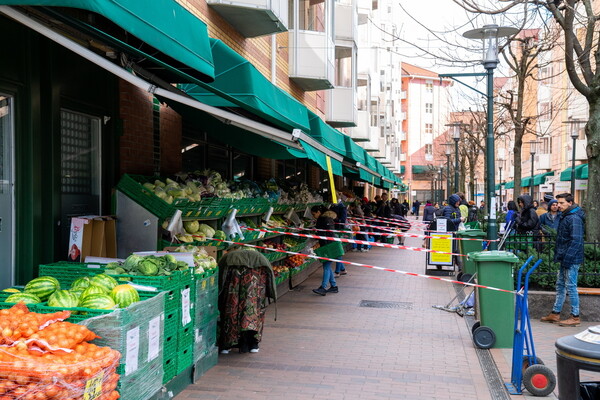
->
[2, 274, 140, 310]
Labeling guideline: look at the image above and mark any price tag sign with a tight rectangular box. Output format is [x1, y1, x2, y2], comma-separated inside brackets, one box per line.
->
[125, 327, 140, 376]
[83, 371, 104, 400]
[148, 316, 161, 362]
[181, 288, 192, 326]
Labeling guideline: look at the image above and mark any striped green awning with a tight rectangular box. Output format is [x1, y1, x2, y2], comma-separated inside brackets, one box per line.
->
[533, 171, 555, 186]
[560, 164, 588, 181]
[505, 181, 514, 189]
[412, 165, 430, 174]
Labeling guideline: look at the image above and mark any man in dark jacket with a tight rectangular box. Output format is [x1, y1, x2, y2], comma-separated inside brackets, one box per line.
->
[439, 194, 464, 232]
[515, 194, 540, 234]
[540, 193, 585, 327]
[542, 193, 585, 326]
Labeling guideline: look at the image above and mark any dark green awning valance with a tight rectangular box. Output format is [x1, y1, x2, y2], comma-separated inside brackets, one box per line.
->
[505, 181, 514, 189]
[521, 176, 532, 187]
[1, 0, 216, 81]
[412, 165, 430, 174]
[560, 164, 588, 181]
[400, 165, 405, 174]
[533, 171, 555, 186]
[299, 140, 343, 177]
[180, 39, 310, 133]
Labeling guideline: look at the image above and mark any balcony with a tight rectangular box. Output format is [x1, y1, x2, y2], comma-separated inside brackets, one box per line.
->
[399, 131, 407, 141]
[207, 0, 288, 37]
[567, 139, 588, 161]
[423, 133, 433, 144]
[536, 153, 551, 170]
[335, 1, 357, 41]
[400, 154, 406, 161]
[374, 138, 391, 163]
[326, 87, 357, 127]
[289, 30, 335, 91]
[351, 110, 377, 142]
[400, 91, 407, 100]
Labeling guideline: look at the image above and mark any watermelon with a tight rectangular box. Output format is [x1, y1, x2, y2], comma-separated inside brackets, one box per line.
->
[2, 288, 20, 293]
[110, 284, 140, 308]
[5, 292, 42, 304]
[79, 285, 107, 301]
[90, 274, 118, 292]
[79, 293, 116, 310]
[47, 290, 79, 308]
[70, 277, 92, 291]
[24, 276, 60, 301]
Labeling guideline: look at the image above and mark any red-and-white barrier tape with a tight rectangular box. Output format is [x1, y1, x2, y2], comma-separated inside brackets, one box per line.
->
[295, 226, 492, 242]
[201, 236, 514, 294]
[242, 227, 465, 256]
[360, 215, 431, 227]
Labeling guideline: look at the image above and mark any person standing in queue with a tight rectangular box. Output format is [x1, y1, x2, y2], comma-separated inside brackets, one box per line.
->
[440, 194, 465, 232]
[311, 205, 340, 296]
[540, 193, 585, 327]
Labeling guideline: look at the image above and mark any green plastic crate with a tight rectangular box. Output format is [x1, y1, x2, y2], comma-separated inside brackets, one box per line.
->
[194, 345, 218, 379]
[176, 345, 194, 374]
[193, 318, 218, 362]
[262, 250, 287, 263]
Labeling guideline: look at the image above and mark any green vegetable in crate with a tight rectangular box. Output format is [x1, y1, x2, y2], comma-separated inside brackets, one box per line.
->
[110, 284, 140, 308]
[5, 292, 41, 304]
[123, 254, 143, 272]
[137, 256, 161, 276]
[213, 230, 226, 241]
[90, 274, 118, 292]
[47, 290, 79, 308]
[24, 276, 60, 301]
[198, 224, 215, 238]
[79, 293, 117, 310]
[70, 276, 91, 291]
[183, 220, 200, 234]
[79, 284, 107, 300]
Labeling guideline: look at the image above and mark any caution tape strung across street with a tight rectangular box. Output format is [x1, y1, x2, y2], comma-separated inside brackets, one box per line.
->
[359, 215, 431, 227]
[347, 220, 418, 232]
[294, 226, 494, 242]
[200, 236, 515, 295]
[242, 227, 465, 256]
[347, 218, 415, 230]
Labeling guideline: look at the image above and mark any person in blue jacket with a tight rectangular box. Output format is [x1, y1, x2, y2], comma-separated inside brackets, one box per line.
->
[539, 199, 560, 234]
[440, 194, 464, 232]
[540, 193, 585, 327]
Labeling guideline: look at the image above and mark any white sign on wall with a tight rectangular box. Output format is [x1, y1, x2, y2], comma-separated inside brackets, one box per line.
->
[554, 181, 571, 193]
[575, 179, 588, 190]
[539, 184, 553, 193]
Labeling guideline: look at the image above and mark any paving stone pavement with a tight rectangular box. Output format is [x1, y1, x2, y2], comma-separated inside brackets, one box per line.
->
[175, 222, 600, 400]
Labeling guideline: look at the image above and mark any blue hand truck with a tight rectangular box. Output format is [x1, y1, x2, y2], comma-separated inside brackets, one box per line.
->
[505, 256, 556, 396]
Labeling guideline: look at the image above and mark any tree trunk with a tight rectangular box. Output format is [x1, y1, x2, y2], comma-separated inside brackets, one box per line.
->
[513, 128, 524, 199]
[584, 100, 600, 241]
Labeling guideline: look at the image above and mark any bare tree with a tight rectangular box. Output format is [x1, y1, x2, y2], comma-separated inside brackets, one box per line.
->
[455, 0, 600, 241]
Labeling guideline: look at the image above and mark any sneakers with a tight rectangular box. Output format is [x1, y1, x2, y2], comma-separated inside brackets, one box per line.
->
[540, 312, 561, 323]
[326, 286, 339, 293]
[334, 271, 347, 278]
[312, 287, 327, 296]
[559, 315, 581, 327]
[249, 348, 259, 353]
[220, 349, 230, 354]
[359, 248, 367, 252]
[351, 248, 359, 252]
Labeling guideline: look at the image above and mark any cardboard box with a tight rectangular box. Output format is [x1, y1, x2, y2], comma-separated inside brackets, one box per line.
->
[68, 216, 117, 262]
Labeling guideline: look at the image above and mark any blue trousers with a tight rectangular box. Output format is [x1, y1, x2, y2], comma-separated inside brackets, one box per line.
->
[552, 264, 580, 316]
[321, 261, 337, 288]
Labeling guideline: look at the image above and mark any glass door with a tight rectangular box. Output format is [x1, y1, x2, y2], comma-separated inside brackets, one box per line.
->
[0, 94, 15, 288]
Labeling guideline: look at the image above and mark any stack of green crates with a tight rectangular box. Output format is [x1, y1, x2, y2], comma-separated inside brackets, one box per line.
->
[194, 271, 219, 364]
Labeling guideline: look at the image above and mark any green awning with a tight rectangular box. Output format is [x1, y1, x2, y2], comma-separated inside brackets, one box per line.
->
[307, 111, 347, 156]
[521, 176, 532, 187]
[412, 165, 430, 174]
[3, 0, 216, 81]
[533, 171, 555, 186]
[400, 165, 406, 174]
[180, 39, 310, 132]
[382, 180, 393, 189]
[495, 184, 501, 190]
[505, 181, 514, 189]
[299, 140, 343, 176]
[359, 168, 380, 186]
[560, 164, 588, 181]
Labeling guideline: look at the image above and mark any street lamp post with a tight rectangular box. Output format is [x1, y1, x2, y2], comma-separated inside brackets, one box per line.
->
[570, 124, 581, 196]
[529, 140, 538, 198]
[452, 127, 460, 193]
[462, 24, 519, 250]
[498, 165, 503, 210]
[444, 143, 452, 199]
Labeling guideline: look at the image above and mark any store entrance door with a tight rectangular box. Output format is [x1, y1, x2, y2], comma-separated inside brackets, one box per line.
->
[60, 109, 101, 259]
[0, 94, 15, 288]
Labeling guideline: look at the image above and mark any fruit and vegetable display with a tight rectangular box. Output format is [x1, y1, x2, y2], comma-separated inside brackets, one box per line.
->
[263, 215, 288, 229]
[272, 264, 289, 278]
[173, 246, 218, 274]
[172, 221, 226, 244]
[105, 254, 189, 276]
[2, 274, 141, 310]
[0, 303, 121, 400]
[285, 254, 308, 269]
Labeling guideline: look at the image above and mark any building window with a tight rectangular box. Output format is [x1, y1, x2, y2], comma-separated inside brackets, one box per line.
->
[540, 137, 552, 154]
[539, 102, 552, 120]
[334, 46, 353, 87]
[425, 83, 433, 93]
[425, 144, 433, 155]
[425, 103, 433, 113]
[425, 123, 433, 134]
[298, 0, 326, 32]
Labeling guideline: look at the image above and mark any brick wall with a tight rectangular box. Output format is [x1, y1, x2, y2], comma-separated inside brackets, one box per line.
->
[160, 105, 183, 175]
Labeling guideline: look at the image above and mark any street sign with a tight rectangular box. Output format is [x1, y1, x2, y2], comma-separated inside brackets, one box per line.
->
[539, 184, 553, 193]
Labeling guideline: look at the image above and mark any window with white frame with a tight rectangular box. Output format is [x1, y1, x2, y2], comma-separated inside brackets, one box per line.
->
[540, 137, 552, 154]
[425, 123, 433, 134]
[425, 83, 433, 93]
[425, 144, 433, 155]
[425, 103, 433, 113]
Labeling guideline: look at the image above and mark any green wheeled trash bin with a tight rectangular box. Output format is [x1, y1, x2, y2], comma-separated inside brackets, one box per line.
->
[469, 251, 519, 349]
[454, 229, 486, 282]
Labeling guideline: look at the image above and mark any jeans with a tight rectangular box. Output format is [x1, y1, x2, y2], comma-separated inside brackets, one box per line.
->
[334, 260, 345, 273]
[321, 261, 337, 289]
[552, 264, 580, 316]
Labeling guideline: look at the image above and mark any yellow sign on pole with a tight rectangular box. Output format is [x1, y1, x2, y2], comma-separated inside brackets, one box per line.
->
[325, 155, 337, 204]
